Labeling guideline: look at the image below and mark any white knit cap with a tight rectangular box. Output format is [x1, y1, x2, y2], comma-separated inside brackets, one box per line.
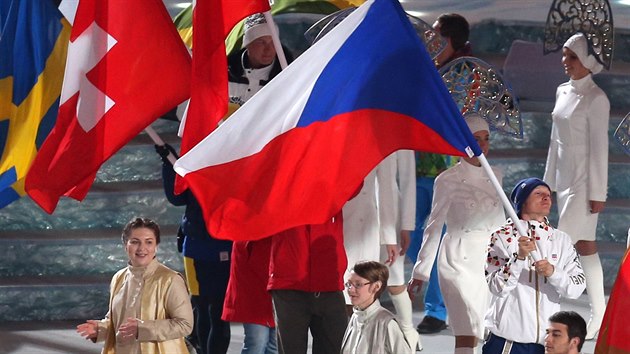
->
[464, 113, 489, 133]
[563, 33, 604, 74]
[242, 13, 273, 48]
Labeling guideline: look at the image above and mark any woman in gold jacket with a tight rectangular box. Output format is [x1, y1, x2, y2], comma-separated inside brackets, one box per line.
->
[77, 217, 193, 354]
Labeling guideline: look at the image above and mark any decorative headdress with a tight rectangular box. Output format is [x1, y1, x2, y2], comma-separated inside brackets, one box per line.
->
[543, 0, 614, 70]
[439, 57, 523, 139]
[304, 8, 447, 60]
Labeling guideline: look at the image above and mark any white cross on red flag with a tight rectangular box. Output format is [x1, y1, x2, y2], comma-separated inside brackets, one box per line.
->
[26, 0, 191, 213]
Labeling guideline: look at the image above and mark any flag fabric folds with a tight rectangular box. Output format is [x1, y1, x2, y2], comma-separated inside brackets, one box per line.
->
[178, 0, 270, 163]
[0, 0, 70, 209]
[595, 249, 630, 354]
[174, 0, 479, 241]
[25, 0, 191, 213]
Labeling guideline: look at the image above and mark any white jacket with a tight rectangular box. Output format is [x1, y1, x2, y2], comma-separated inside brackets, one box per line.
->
[543, 74, 609, 241]
[341, 300, 412, 354]
[544, 74, 609, 202]
[485, 218, 586, 344]
[413, 161, 504, 281]
[343, 151, 415, 263]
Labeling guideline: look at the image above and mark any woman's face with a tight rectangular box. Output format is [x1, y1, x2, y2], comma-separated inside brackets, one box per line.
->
[562, 47, 590, 80]
[125, 227, 158, 267]
[345, 272, 379, 310]
[464, 129, 490, 166]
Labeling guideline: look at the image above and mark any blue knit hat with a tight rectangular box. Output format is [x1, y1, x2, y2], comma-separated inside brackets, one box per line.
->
[510, 177, 550, 217]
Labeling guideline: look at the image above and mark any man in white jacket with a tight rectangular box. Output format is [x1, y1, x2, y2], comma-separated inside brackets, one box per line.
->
[483, 178, 586, 354]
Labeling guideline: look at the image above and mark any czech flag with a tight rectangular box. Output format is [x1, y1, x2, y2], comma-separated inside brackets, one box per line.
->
[174, 0, 480, 241]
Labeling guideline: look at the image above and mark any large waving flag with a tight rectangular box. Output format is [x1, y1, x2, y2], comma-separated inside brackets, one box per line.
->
[25, 0, 191, 213]
[595, 248, 630, 353]
[174, 0, 479, 241]
[178, 0, 270, 163]
[0, 0, 70, 209]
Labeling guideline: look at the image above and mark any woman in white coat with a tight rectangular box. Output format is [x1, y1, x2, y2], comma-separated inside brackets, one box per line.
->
[408, 114, 505, 354]
[543, 32, 610, 340]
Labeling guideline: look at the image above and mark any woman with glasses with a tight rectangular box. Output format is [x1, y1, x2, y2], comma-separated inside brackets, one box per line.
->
[341, 261, 412, 354]
[76, 217, 193, 353]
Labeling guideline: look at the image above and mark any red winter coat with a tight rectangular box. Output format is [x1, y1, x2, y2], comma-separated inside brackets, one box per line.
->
[267, 211, 347, 293]
[222, 238, 275, 327]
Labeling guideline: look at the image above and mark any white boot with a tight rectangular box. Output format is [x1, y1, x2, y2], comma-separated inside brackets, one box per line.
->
[390, 290, 422, 351]
[454, 347, 477, 354]
[581, 253, 606, 340]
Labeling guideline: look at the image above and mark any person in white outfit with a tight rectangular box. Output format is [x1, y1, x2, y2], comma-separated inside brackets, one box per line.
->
[543, 32, 610, 340]
[408, 114, 504, 354]
[341, 261, 412, 354]
[342, 150, 421, 351]
[483, 178, 586, 354]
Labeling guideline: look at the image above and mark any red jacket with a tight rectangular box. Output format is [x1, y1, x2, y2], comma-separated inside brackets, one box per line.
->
[222, 238, 275, 327]
[267, 211, 347, 292]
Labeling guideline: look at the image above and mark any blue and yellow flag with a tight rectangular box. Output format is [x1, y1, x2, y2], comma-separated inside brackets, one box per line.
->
[0, 0, 70, 208]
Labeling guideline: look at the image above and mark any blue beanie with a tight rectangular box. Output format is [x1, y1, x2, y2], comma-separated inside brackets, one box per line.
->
[510, 177, 550, 217]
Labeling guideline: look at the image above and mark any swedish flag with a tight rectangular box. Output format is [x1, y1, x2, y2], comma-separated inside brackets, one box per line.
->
[0, 0, 70, 208]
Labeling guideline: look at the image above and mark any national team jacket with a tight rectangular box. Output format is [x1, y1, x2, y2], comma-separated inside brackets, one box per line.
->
[484, 218, 586, 344]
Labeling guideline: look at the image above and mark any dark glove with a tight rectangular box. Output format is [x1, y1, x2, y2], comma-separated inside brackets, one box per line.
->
[155, 143, 178, 164]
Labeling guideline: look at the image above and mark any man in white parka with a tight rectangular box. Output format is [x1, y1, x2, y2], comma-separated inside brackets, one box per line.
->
[543, 32, 610, 340]
[483, 178, 586, 354]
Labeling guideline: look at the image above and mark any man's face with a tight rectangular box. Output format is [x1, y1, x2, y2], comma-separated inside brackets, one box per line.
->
[246, 35, 276, 69]
[521, 185, 552, 219]
[432, 20, 454, 67]
[545, 322, 579, 354]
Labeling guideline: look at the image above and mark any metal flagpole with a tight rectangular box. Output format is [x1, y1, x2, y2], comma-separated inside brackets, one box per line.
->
[263, 11, 288, 69]
[478, 153, 542, 261]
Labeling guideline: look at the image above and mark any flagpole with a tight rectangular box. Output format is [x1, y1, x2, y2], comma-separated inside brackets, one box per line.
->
[263, 11, 288, 69]
[145, 126, 177, 164]
[478, 153, 542, 261]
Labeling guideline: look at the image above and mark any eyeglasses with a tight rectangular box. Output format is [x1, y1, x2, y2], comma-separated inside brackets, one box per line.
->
[344, 281, 373, 290]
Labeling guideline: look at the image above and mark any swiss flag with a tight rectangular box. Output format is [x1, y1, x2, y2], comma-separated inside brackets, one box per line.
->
[178, 0, 270, 159]
[25, 0, 191, 213]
